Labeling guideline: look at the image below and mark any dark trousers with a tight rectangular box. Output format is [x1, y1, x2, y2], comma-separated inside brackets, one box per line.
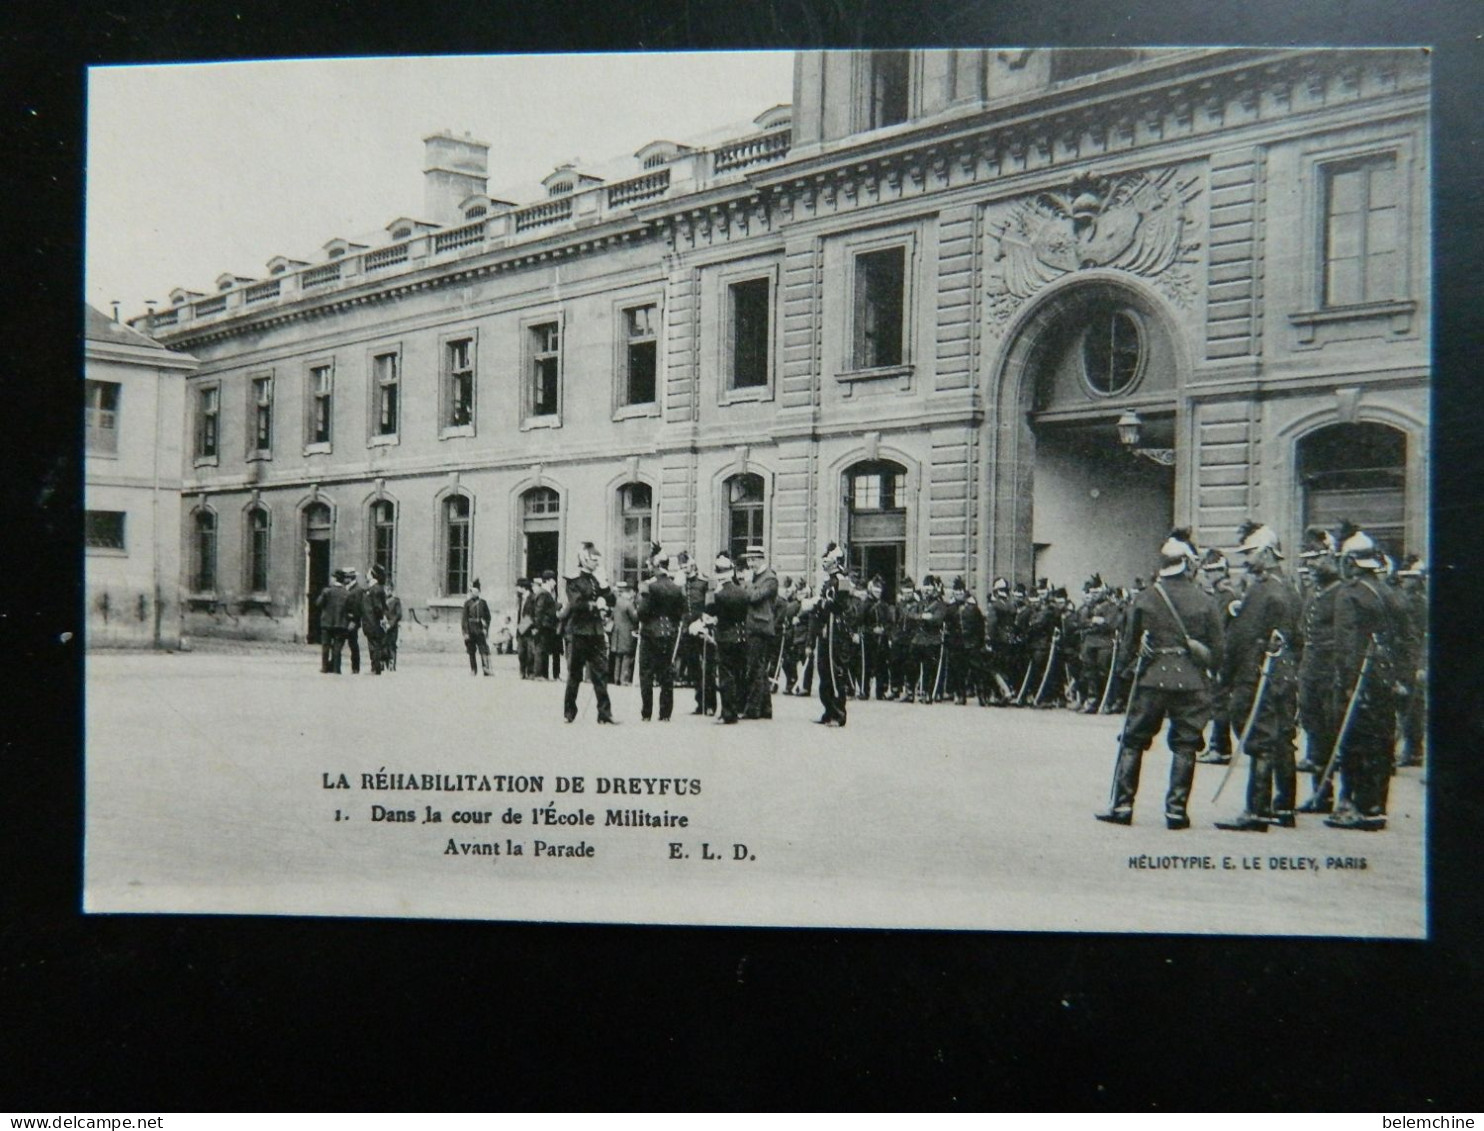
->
[1081, 641, 1113, 704]
[345, 626, 361, 673]
[1299, 671, 1339, 807]
[863, 632, 890, 698]
[564, 634, 613, 721]
[321, 628, 349, 673]
[816, 634, 849, 723]
[743, 632, 775, 719]
[518, 632, 536, 677]
[716, 639, 748, 722]
[1229, 676, 1299, 817]
[383, 625, 399, 670]
[364, 624, 386, 674]
[639, 635, 676, 720]
[1341, 685, 1397, 817]
[912, 642, 944, 700]
[1108, 686, 1209, 820]
[465, 633, 490, 673]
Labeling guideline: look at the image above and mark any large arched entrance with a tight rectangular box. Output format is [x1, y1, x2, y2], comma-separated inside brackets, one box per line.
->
[989, 276, 1182, 591]
[843, 459, 908, 600]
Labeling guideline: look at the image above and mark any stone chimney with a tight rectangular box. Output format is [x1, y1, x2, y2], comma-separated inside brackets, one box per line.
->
[424, 131, 491, 225]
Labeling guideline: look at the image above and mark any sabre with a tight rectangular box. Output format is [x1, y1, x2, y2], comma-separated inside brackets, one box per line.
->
[1097, 630, 1121, 714]
[992, 669, 1014, 700]
[932, 636, 947, 703]
[769, 631, 787, 693]
[860, 632, 868, 698]
[633, 631, 642, 688]
[1313, 635, 1380, 802]
[1213, 630, 1286, 803]
[1032, 628, 1061, 706]
[827, 610, 840, 703]
[1014, 656, 1035, 705]
[1115, 631, 1151, 748]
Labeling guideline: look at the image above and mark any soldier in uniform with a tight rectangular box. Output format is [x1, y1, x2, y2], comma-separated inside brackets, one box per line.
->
[1394, 557, 1428, 767]
[461, 578, 492, 676]
[1295, 527, 1343, 813]
[562, 543, 616, 724]
[531, 571, 559, 680]
[806, 559, 854, 726]
[1325, 526, 1400, 830]
[636, 554, 686, 722]
[674, 553, 715, 716]
[955, 583, 991, 705]
[703, 551, 750, 724]
[986, 578, 1017, 703]
[1214, 522, 1304, 832]
[912, 576, 949, 704]
[1095, 529, 1223, 830]
[740, 545, 779, 720]
[887, 577, 919, 700]
[1022, 588, 1061, 707]
[858, 575, 892, 700]
[1196, 549, 1241, 763]
[1077, 576, 1118, 713]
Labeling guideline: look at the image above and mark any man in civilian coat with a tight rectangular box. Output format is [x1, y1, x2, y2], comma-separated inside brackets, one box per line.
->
[315, 568, 351, 674]
[740, 544, 778, 720]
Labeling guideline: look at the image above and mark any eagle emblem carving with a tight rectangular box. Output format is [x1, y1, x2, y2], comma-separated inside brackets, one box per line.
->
[986, 167, 1202, 328]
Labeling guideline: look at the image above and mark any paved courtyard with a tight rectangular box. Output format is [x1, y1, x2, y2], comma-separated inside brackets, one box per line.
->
[84, 646, 1426, 936]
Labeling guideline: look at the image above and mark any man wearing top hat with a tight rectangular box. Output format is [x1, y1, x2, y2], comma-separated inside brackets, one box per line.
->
[1095, 529, 1223, 830]
[740, 544, 778, 720]
[636, 553, 686, 722]
[461, 579, 492, 676]
[563, 543, 616, 724]
[1214, 521, 1304, 832]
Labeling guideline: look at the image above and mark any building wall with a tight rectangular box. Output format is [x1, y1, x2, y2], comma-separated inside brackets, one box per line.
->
[156, 48, 1430, 643]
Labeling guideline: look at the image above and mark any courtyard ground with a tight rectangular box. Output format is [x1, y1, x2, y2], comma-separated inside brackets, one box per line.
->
[84, 646, 1426, 936]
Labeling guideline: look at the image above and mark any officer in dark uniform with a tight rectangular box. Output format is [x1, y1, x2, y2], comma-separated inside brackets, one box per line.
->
[1214, 522, 1303, 832]
[954, 583, 990, 705]
[741, 545, 778, 720]
[888, 577, 919, 700]
[704, 551, 750, 724]
[1021, 588, 1061, 706]
[1077, 576, 1118, 713]
[674, 552, 715, 715]
[461, 578, 492, 676]
[1295, 527, 1342, 813]
[1095, 529, 1224, 830]
[1325, 526, 1399, 830]
[808, 559, 853, 726]
[1196, 549, 1241, 763]
[987, 578, 1017, 703]
[562, 543, 616, 724]
[1394, 557, 1428, 767]
[912, 576, 949, 704]
[363, 563, 389, 675]
[859, 575, 893, 700]
[636, 554, 687, 722]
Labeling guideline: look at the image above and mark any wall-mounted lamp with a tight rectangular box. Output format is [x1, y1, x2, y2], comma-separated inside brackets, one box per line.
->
[1116, 410, 1176, 467]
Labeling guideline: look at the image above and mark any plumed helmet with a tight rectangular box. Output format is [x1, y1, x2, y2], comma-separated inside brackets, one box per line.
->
[577, 542, 602, 573]
[992, 576, 1009, 593]
[1338, 523, 1383, 569]
[1237, 521, 1284, 558]
[1158, 528, 1198, 577]
[1300, 526, 1338, 559]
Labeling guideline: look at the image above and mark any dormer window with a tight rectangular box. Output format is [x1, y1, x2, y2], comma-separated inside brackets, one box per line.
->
[548, 180, 574, 198]
[753, 105, 792, 131]
[270, 264, 286, 275]
[867, 51, 911, 129]
[328, 247, 345, 259]
[391, 227, 411, 240]
[218, 279, 232, 291]
[464, 206, 487, 220]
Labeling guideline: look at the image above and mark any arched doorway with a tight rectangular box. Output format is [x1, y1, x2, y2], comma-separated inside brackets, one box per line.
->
[990, 277, 1181, 591]
[520, 487, 561, 579]
[303, 501, 333, 641]
[723, 473, 766, 565]
[1297, 422, 1408, 559]
[843, 459, 908, 599]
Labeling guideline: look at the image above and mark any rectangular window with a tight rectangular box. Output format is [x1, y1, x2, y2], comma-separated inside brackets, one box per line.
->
[852, 471, 907, 511]
[371, 500, 396, 585]
[868, 51, 910, 129]
[373, 353, 399, 436]
[85, 510, 126, 550]
[246, 508, 270, 593]
[529, 322, 560, 418]
[445, 338, 474, 428]
[193, 511, 217, 591]
[444, 495, 471, 596]
[250, 375, 273, 454]
[1323, 154, 1400, 307]
[309, 364, 333, 446]
[622, 305, 658, 406]
[196, 386, 219, 459]
[85, 381, 120, 454]
[728, 279, 771, 389]
[853, 246, 906, 369]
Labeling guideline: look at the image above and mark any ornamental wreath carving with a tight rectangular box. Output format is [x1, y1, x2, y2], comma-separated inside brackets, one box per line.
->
[985, 166, 1203, 330]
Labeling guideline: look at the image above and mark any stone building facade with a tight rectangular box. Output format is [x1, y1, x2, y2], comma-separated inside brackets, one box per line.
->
[140, 48, 1430, 645]
[85, 304, 198, 647]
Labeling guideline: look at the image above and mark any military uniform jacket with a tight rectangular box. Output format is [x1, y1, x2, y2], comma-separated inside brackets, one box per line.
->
[951, 601, 986, 650]
[1114, 575, 1224, 692]
[1334, 576, 1397, 689]
[708, 580, 750, 644]
[461, 595, 491, 639]
[533, 589, 558, 633]
[913, 597, 948, 649]
[892, 597, 921, 644]
[563, 573, 612, 638]
[1297, 579, 1341, 682]
[862, 596, 895, 639]
[364, 581, 388, 629]
[989, 597, 1015, 644]
[1080, 598, 1119, 643]
[1221, 572, 1302, 688]
[682, 575, 710, 623]
[637, 577, 687, 642]
[743, 568, 779, 635]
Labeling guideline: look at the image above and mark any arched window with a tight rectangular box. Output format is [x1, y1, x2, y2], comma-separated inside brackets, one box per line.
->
[724, 473, 766, 565]
[192, 509, 217, 592]
[442, 494, 472, 596]
[1298, 422, 1408, 559]
[520, 487, 560, 580]
[617, 483, 654, 590]
[245, 506, 270, 593]
[370, 499, 396, 586]
[845, 460, 908, 599]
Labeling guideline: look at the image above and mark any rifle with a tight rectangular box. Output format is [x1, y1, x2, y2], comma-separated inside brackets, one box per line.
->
[1097, 630, 1121, 714]
[1213, 630, 1287, 803]
[1313, 635, 1380, 802]
[1032, 627, 1061, 706]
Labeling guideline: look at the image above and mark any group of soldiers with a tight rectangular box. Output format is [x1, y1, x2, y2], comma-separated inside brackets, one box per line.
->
[1091, 520, 1426, 833]
[314, 563, 401, 675]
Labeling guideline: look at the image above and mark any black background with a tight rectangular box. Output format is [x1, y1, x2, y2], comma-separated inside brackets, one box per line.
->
[4, 0, 1483, 1111]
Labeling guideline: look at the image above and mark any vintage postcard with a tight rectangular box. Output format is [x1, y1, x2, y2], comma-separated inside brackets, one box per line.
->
[83, 48, 1429, 934]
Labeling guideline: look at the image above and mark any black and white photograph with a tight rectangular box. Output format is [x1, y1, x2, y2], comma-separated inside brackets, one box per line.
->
[81, 47, 1434, 937]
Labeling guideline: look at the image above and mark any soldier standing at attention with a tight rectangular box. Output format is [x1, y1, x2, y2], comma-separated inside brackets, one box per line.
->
[461, 579, 492, 676]
[912, 576, 949, 704]
[1095, 529, 1223, 831]
[887, 577, 919, 701]
[740, 545, 778, 720]
[805, 559, 853, 726]
[560, 544, 616, 724]
[676, 552, 715, 716]
[704, 551, 750, 725]
[636, 554, 687, 722]
[1077, 576, 1117, 713]
[1295, 527, 1343, 813]
[1394, 556, 1428, 768]
[1196, 549, 1240, 763]
[1214, 522, 1303, 832]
